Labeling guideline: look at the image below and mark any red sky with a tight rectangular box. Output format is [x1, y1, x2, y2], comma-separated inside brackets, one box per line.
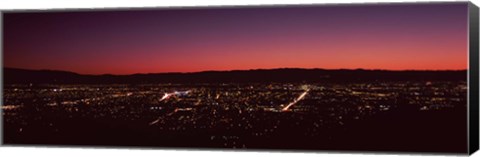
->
[4, 3, 469, 74]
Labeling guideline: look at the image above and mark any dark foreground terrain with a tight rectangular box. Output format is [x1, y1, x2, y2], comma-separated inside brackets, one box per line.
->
[2, 68, 468, 153]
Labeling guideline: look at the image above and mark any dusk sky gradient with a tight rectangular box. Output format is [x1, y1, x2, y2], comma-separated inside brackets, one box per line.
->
[4, 3, 469, 75]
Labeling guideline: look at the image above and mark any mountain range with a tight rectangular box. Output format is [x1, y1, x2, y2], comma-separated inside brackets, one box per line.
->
[3, 67, 467, 84]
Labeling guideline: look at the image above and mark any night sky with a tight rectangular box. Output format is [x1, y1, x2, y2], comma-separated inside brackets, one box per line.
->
[4, 3, 469, 75]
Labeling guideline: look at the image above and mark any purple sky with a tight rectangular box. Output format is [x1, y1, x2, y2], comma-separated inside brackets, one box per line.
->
[3, 2, 469, 74]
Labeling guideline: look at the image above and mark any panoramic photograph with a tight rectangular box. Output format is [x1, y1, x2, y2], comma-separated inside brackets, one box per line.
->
[2, 2, 469, 153]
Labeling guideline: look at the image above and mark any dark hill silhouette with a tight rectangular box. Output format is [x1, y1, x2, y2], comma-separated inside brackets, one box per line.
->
[3, 67, 467, 84]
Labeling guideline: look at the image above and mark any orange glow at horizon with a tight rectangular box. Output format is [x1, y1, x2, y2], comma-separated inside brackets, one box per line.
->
[3, 3, 469, 75]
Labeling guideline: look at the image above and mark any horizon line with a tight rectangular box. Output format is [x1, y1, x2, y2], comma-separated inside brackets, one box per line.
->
[4, 67, 469, 76]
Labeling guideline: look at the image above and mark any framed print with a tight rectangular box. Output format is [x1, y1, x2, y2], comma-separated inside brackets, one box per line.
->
[1, 1, 479, 155]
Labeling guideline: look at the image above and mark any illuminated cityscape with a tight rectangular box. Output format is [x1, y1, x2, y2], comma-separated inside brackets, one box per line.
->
[3, 79, 467, 152]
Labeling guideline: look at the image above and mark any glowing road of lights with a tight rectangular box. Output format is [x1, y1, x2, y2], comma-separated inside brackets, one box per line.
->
[159, 90, 191, 101]
[149, 118, 160, 125]
[151, 90, 192, 125]
[281, 89, 310, 112]
[159, 93, 172, 101]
